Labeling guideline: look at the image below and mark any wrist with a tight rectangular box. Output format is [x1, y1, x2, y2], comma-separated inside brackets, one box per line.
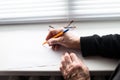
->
[74, 37, 80, 49]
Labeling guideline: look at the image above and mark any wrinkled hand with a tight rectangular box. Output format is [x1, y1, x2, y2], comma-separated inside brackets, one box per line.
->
[46, 28, 80, 50]
[60, 52, 90, 80]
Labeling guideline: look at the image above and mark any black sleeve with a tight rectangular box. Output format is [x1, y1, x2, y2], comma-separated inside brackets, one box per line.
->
[109, 62, 120, 80]
[80, 34, 120, 59]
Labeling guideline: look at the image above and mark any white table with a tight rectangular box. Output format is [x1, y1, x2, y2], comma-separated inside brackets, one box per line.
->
[0, 22, 119, 76]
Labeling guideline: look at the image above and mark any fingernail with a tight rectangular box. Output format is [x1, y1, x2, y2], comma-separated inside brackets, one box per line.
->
[65, 52, 69, 57]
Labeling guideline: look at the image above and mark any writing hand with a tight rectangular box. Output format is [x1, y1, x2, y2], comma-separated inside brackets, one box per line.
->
[46, 28, 80, 50]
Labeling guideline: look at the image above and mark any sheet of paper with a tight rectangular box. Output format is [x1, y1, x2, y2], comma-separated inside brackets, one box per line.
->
[0, 30, 80, 70]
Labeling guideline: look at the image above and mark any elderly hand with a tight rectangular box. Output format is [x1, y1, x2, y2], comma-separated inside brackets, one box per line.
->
[60, 52, 90, 80]
[46, 28, 80, 50]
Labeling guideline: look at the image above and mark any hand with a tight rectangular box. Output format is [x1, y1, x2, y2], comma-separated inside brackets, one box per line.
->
[60, 52, 90, 80]
[46, 28, 80, 50]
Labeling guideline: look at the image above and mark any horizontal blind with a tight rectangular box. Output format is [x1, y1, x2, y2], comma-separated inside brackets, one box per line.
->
[72, 0, 120, 20]
[0, 0, 68, 24]
[1, 0, 120, 24]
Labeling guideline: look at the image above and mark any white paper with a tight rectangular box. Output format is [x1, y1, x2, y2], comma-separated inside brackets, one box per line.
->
[0, 30, 79, 70]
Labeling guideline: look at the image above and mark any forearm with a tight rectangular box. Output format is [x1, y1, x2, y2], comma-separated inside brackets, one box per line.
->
[80, 34, 120, 59]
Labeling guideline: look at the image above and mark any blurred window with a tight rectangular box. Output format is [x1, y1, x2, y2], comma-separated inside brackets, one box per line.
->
[72, 0, 120, 21]
[0, 0, 120, 24]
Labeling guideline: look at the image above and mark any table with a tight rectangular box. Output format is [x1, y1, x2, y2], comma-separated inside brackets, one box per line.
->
[0, 23, 119, 76]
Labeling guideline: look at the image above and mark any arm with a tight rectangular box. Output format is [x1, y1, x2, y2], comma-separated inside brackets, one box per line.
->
[46, 28, 120, 58]
[80, 34, 120, 59]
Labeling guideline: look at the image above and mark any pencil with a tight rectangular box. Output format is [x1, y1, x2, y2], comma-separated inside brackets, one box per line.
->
[42, 20, 73, 45]
[42, 28, 69, 45]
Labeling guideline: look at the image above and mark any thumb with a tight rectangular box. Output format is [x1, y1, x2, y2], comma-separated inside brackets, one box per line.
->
[47, 37, 63, 46]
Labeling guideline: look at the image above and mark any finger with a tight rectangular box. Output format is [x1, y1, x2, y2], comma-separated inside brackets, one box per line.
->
[47, 37, 64, 46]
[60, 64, 63, 72]
[64, 52, 72, 65]
[67, 64, 81, 78]
[68, 64, 81, 72]
[46, 28, 63, 40]
[70, 53, 84, 65]
[60, 64, 67, 75]
[61, 53, 72, 79]
[51, 44, 60, 50]
[60, 64, 65, 74]
[46, 28, 55, 40]
[60, 65, 67, 80]
[61, 55, 67, 69]
[70, 53, 79, 62]
[54, 44, 60, 51]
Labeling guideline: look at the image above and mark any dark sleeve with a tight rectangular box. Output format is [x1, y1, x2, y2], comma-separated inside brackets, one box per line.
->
[80, 34, 120, 59]
[109, 62, 120, 80]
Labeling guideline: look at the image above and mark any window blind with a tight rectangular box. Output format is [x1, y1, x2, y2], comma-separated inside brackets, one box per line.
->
[0, 0, 68, 24]
[0, 0, 120, 24]
[72, 0, 120, 20]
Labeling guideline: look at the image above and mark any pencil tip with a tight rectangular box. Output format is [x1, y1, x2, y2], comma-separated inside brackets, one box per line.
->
[42, 41, 47, 45]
